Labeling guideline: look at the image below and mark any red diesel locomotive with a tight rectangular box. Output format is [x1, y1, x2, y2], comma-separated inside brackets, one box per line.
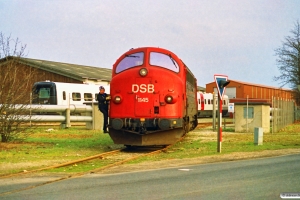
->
[108, 47, 198, 146]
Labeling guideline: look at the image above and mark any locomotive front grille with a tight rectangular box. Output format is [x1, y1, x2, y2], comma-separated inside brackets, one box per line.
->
[110, 118, 183, 134]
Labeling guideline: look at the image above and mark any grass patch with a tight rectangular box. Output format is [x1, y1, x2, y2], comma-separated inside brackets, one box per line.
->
[1, 123, 300, 175]
[0, 127, 121, 175]
[128, 125, 300, 164]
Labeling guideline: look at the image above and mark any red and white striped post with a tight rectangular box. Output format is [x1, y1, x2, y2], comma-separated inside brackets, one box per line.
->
[217, 94, 222, 153]
[214, 74, 230, 153]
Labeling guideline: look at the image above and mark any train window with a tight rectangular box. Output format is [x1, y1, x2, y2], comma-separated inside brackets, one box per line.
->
[205, 99, 207, 104]
[149, 52, 179, 73]
[63, 91, 66, 100]
[115, 52, 144, 73]
[208, 99, 211, 104]
[72, 92, 81, 101]
[84, 93, 93, 101]
[39, 88, 50, 98]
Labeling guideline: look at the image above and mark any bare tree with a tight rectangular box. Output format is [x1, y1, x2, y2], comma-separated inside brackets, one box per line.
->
[0, 33, 36, 142]
[274, 20, 300, 90]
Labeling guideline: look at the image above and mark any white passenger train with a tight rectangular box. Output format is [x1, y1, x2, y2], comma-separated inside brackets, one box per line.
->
[197, 92, 229, 117]
[32, 81, 110, 105]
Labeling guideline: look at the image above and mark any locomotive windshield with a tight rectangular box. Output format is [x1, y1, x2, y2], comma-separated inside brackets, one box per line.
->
[115, 52, 144, 73]
[149, 52, 179, 73]
[32, 82, 57, 104]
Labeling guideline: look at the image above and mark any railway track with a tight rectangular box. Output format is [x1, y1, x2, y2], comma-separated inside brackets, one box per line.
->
[0, 138, 182, 197]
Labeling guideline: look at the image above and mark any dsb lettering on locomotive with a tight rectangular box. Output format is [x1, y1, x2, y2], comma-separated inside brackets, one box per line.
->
[132, 84, 154, 93]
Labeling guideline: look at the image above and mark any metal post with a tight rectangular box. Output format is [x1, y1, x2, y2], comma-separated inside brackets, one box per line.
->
[233, 112, 235, 127]
[66, 93, 71, 128]
[30, 93, 32, 127]
[272, 96, 274, 134]
[92, 97, 95, 130]
[217, 94, 222, 153]
[246, 95, 248, 132]
[213, 93, 216, 131]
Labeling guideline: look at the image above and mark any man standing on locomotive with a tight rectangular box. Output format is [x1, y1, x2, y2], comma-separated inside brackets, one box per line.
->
[97, 86, 110, 133]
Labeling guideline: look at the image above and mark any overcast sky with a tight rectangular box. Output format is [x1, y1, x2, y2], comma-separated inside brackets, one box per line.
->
[1, 0, 299, 88]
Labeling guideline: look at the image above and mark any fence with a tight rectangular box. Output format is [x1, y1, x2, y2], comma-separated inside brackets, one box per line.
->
[0, 103, 103, 130]
[271, 97, 295, 133]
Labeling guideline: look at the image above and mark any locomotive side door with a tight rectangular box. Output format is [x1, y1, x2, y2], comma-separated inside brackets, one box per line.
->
[133, 78, 153, 117]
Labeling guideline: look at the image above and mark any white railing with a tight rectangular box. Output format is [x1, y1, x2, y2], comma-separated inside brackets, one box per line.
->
[0, 104, 101, 129]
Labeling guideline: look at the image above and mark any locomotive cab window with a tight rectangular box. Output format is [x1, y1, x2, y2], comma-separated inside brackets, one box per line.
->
[32, 82, 57, 104]
[115, 52, 144, 73]
[149, 52, 179, 73]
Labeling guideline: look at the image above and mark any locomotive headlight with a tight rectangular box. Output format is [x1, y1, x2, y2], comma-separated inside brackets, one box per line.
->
[164, 94, 177, 104]
[165, 96, 173, 103]
[114, 95, 122, 104]
[139, 68, 148, 77]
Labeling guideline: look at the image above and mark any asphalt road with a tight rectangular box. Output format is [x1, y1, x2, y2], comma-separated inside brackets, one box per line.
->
[1, 153, 300, 200]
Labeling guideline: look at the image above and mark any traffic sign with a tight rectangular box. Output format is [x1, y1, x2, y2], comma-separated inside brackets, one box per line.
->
[214, 75, 230, 100]
[228, 103, 234, 113]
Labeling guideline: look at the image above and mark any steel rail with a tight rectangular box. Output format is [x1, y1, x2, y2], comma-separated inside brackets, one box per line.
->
[0, 135, 186, 197]
[0, 149, 122, 179]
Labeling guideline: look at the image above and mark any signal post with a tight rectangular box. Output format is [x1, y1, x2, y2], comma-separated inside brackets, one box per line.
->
[214, 75, 230, 153]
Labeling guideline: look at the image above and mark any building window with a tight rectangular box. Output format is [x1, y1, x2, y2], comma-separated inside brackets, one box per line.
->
[243, 107, 254, 118]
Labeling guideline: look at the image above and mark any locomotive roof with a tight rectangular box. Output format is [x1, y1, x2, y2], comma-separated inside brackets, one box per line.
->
[0, 56, 112, 82]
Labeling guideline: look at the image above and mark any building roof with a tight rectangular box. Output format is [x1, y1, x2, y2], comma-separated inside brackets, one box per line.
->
[197, 86, 205, 92]
[0, 56, 112, 82]
[206, 79, 293, 91]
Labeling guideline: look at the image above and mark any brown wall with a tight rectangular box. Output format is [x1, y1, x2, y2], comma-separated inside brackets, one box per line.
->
[0, 62, 81, 104]
[206, 80, 295, 101]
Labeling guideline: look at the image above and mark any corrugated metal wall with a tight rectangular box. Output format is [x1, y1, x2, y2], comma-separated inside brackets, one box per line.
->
[206, 80, 294, 101]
